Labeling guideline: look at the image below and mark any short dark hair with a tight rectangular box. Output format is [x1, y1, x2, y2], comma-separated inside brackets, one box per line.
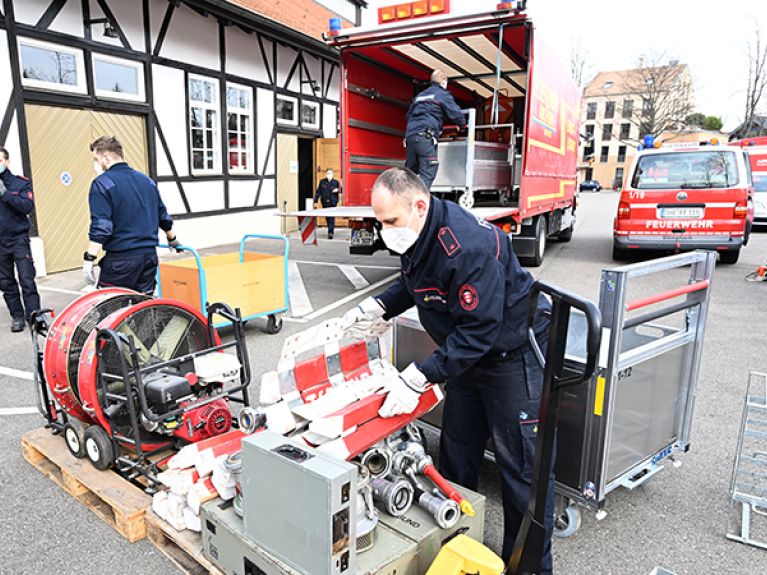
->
[0, 146, 8, 161]
[372, 167, 429, 202]
[90, 136, 123, 158]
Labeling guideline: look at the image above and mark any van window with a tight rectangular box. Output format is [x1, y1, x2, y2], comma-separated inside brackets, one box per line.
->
[630, 151, 739, 190]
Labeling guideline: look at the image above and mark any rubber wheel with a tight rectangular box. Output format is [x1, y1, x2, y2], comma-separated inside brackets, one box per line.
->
[719, 249, 740, 264]
[612, 245, 629, 261]
[499, 189, 513, 207]
[63, 420, 87, 459]
[84, 426, 115, 471]
[458, 191, 475, 209]
[264, 314, 283, 334]
[520, 215, 547, 267]
[553, 504, 582, 538]
[743, 220, 752, 246]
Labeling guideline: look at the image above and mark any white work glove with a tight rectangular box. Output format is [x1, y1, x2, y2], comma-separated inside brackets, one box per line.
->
[341, 297, 387, 339]
[82, 260, 97, 286]
[379, 363, 428, 418]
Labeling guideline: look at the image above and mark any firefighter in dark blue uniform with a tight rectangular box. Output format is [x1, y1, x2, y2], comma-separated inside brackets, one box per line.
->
[343, 168, 556, 573]
[83, 136, 179, 294]
[0, 147, 41, 332]
[405, 69, 466, 190]
[313, 168, 342, 239]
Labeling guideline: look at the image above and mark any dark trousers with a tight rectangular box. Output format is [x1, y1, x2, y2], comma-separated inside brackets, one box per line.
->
[0, 238, 40, 321]
[98, 251, 159, 294]
[405, 134, 439, 190]
[317, 194, 339, 234]
[439, 338, 555, 574]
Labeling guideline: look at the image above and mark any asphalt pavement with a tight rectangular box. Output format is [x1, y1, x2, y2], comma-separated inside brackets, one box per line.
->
[1, 191, 766, 574]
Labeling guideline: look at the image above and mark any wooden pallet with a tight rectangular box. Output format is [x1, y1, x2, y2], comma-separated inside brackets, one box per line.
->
[21, 427, 151, 542]
[146, 510, 223, 575]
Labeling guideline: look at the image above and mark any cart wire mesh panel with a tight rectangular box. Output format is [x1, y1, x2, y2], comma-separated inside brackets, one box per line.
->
[727, 371, 767, 549]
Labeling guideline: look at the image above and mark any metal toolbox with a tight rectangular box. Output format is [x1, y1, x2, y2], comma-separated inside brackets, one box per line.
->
[393, 252, 715, 534]
[202, 500, 418, 575]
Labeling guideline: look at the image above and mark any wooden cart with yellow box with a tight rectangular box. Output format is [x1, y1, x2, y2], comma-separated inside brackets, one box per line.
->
[157, 234, 289, 332]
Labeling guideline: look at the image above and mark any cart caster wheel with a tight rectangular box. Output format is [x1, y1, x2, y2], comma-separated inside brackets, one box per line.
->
[265, 314, 283, 334]
[64, 420, 87, 459]
[84, 426, 115, 471]
[553, 505, 581, 538]
[458, 191, 475, 209]
[499, 189, 513, 207]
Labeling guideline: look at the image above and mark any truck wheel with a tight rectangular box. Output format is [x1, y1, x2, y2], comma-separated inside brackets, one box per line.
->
[84, 426, 115, 471]
[719, 250, 740, 264]
[520, 215, 547, 267]
[458, 191, 475, 209]
[612, 246, 628, 261]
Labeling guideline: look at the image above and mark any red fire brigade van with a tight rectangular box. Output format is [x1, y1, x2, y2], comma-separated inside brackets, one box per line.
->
[733, 137, 767, 227]
[613, 140, 754, 264]
[286, 1, 581, 267]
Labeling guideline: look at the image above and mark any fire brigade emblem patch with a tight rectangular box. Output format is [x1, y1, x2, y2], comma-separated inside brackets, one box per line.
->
[458, 284, 478, 311]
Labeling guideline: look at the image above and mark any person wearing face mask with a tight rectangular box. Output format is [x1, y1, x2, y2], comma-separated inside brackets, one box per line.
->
[313, 168, 342, 239]
[404, 69, 467, 190]
[0, 146, 41, 333]
[84, 136, 179, 294]
[342, 167, 555, 573]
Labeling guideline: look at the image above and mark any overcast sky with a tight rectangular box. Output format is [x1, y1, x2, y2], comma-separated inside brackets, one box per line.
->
[361, 0, 765, 130]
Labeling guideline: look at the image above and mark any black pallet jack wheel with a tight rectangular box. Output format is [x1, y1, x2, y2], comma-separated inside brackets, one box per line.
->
[265, 314, 283, 334]
[84, 426, 115, 471]
[63, 421, 87, 459]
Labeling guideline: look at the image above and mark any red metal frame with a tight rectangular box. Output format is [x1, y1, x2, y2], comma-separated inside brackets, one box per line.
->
[625, 280, 710, 312]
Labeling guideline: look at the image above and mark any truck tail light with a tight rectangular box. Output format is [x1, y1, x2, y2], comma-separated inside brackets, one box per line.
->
[617, 201, 631, 219]
[734, 200, 748, 218]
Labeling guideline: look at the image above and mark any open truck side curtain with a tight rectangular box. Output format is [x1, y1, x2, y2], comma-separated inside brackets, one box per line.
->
[289, 5, 580, 267]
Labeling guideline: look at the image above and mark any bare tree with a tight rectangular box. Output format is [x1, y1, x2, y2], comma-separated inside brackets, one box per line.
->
[743, 26, 767, 138]
[570, 39, 592, 89]
[621, 51, 694, 143]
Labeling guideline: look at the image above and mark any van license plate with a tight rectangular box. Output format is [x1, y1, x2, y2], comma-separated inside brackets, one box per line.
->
[659, 207, 703, 219]
[351, 229, 374, 246]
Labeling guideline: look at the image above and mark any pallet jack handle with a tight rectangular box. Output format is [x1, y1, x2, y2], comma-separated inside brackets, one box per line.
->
[508, 282, 602, 575]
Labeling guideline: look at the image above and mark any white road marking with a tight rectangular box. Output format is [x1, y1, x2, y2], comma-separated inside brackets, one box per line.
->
[36, 285, 82, 296]
[0, 407, 38, 416]
[303, 273, 399, 321]
[288, 261, 314, 318]
[291, 260, 399, 271]
[0, 366, 34, 381]
[339, 265, 370, 290]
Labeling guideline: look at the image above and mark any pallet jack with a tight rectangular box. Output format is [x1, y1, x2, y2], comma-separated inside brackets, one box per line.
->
[426, 281, 602, 575]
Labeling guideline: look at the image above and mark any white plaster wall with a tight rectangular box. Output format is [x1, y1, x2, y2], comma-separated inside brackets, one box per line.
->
[11, 0, 49, 26]
[258, 179, 276, 207]
[183, 180, 225, 213]
[303, 53, 322, 98]
[256, 88, 275, 176]
[229, 179, 259, 209]
[158, 3, 219, 71]
[5, 116, 24, 177]
[0, 28, 13, 132]
[326, 63, 340, 101]
[87, 0, 146, 53]
[170, 209, 281, 250]
[158, 181, 188, 216]
[49, 0, 84, 38]
[322, 103, 338, 139]
[276, 44, 300, 92]
[152, 64, 189, 177]
[225, 26, 270, 85]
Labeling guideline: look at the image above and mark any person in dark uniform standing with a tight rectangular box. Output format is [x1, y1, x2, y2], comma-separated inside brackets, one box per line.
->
[0, 147, 41, 332]
[313, 167, 342, 239]
[405, 69, 467, 190]
[83, 136, 179, 294]
[342, 168, 556, 573]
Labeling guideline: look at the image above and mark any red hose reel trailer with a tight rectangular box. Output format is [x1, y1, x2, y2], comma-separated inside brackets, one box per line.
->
[31, 292, 252, 485]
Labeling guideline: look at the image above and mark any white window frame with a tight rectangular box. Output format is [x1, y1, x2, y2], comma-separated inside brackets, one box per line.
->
[92, 53, 145, 102]
[188, 74, 221, 175]
[276, 94, 298, 127]
[18, 37, 86, 95]
[226, 83, 254, 175]
[301, 100, 321, 131]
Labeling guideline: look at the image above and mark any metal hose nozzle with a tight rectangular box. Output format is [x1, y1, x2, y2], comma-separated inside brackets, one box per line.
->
[371, 475, 414, 517]
[416, 490, 461, 529]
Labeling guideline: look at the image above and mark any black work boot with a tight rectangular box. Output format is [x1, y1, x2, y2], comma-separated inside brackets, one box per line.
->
[11, 318, 25, 333]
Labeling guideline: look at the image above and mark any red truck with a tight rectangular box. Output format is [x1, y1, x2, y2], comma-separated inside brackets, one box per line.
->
[289, 1, 580, 266]
[734, 136, 767, 228]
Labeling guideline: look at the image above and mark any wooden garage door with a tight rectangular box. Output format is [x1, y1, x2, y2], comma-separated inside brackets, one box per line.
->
[276, 133, 298, 234]
[25, 105, 147, 272]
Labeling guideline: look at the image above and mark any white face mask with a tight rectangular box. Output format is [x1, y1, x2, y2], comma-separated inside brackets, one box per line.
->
[380, 205, 420, 254]
[326, 173, 333, 181]
[93, 160, 104, 176]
